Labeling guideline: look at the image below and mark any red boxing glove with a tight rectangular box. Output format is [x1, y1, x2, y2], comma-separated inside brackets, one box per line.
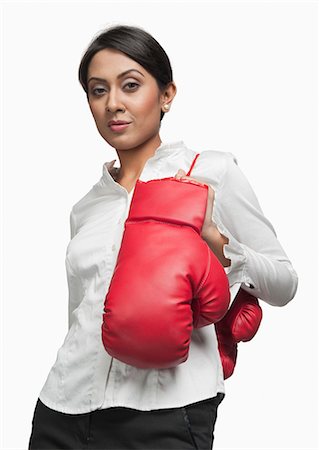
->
[102, 175, 230, 369]
[215, 287, 263, 379]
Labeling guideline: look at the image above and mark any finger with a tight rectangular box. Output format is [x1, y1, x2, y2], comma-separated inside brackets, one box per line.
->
[175, 169, 186, 178]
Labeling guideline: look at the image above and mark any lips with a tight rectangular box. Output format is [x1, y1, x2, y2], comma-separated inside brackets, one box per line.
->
[109, 122, 131, 132]
[108, 120, 131, 127]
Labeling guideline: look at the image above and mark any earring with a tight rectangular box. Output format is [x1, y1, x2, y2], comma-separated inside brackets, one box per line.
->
[163, 104, 170, 111]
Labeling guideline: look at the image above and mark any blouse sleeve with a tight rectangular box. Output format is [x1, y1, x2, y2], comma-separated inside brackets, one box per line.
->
[70, 207, 77, 240]
[212, 152, 298, 307]
[66, 207, 82, 330]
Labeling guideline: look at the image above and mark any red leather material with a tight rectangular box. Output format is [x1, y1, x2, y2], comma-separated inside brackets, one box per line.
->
[215, 288, 263, 379]
[129, 177, 209, 235]
[102, 176, 231, 369]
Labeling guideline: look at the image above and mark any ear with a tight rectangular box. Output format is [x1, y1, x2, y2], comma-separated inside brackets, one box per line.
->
[160, 81, 177, 106]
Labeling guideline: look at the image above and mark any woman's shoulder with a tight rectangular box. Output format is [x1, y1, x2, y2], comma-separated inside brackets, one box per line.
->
[191, 149, 238, 188]
[197, 148, 238, 165]
[71, 185, 98, 213]
[70, 178, 110, 221]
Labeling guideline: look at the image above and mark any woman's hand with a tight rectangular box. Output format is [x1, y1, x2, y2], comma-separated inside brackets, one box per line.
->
[174, 169, 217, 237]
[174, 169, 231, 267]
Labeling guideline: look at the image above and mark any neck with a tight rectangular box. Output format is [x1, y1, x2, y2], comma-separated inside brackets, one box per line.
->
[115, 134, 162, 181]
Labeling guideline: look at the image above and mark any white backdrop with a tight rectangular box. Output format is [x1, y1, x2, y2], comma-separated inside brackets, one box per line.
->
[1, 1, 318, 449]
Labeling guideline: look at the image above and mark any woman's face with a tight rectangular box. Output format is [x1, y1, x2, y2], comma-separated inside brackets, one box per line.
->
[86, 48, 173, 151]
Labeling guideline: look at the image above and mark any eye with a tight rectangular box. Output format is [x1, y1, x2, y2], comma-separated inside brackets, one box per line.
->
[90, 82, 139, 97]
[91, 87, 106, 96]
[124, 82, 139, 90]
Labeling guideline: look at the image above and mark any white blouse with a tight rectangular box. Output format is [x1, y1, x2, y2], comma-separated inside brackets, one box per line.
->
[38, 140, 298, 414]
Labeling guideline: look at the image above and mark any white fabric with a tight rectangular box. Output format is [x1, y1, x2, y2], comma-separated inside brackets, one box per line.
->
[38, 140, 298, 414]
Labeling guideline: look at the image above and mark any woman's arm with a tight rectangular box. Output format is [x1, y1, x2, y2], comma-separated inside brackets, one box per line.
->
[70, 207, 77, 240]
[66, 207, 82, 330]
[176, 151, 298, 307]
[201, 225, 231, 268]
[211, 152, 298, 307]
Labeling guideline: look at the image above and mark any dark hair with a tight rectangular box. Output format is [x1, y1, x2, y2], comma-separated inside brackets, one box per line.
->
[78, 24, 173, 122]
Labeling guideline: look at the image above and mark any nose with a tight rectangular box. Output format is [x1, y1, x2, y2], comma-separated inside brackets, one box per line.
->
[105, 88, 125, 113]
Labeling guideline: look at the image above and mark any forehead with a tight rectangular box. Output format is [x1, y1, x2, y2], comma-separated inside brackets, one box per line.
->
[87, 48, 146, 79]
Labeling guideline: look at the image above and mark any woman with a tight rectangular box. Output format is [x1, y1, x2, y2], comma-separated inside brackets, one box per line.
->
[28, 24, 298, 450]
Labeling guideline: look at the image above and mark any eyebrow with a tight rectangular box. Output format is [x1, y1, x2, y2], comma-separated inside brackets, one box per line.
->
[87, 69, 145, 84]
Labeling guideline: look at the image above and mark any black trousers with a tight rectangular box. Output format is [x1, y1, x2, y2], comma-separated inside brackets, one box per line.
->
[28, 393, 225, 450]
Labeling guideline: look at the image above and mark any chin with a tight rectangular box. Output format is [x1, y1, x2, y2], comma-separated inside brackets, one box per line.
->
[99, 126, 156, 150]
[102, 135, 135, 150]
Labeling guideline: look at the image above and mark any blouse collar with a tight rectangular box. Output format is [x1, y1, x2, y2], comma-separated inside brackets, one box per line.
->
[101, 140, 187, 184]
